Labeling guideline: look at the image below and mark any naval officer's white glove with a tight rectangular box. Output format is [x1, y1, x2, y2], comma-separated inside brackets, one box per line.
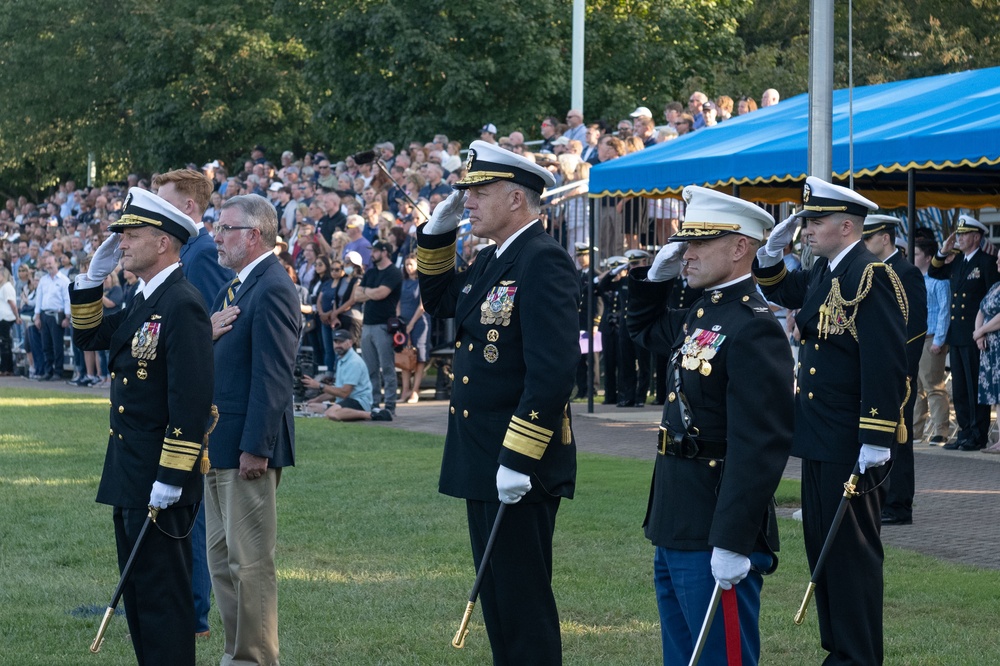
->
[858, 444, 891, 473]
[421, 190, 467, 235]
[647, 242, 687, 282]
[756, 213, 797, 268]
[149, 481, 183, 509]
[496, 465, 532, 504]
[711, 547, 751, 590]
[76, 233, 123, 289]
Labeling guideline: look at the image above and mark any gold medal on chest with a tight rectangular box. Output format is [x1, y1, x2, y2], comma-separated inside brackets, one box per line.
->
[131, 322, 160, 361]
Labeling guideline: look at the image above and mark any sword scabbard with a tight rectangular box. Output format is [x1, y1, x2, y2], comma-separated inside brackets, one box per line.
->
[451, 601, 475, 649]
[794, 581, 816, 625]
[89, 606, 115, 653]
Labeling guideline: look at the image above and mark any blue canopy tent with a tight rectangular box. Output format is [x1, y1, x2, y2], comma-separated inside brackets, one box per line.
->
[589, 66, 1000, 210]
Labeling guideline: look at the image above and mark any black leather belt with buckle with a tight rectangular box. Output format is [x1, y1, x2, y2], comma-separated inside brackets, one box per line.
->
[657, 427, 726, 460]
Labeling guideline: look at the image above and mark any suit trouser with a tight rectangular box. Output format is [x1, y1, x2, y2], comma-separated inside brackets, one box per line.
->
[884, 378, 917, 519]
[38, 312, 64, 376]
[113, 505, 196, 666]
[467, 499, 562, 666]
[191, 502, 212, 633]
[913, 336, 950, 440]
[618, 332, 650, 404]
[950, 344, 990, 445]
[802, 459, 887, 666]
[206, 468, 281, 666]
[361, 323, 398, 411]
[600, 325, 619, 402]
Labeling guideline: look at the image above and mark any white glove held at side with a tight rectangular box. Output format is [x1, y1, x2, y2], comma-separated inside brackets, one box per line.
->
[496, 465, 532, 504]
[647, 242, 687, 282]
[87, 233, 123, 283]
[858, 444, 891, 473]
[421, 190, 467, 234]
[756, 213, 797, 268]
[711, 547, 751, 590]
[149, 481, 182, 509]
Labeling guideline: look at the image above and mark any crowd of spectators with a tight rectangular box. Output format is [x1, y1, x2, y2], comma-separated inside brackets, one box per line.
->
[0, 87, 782, 402]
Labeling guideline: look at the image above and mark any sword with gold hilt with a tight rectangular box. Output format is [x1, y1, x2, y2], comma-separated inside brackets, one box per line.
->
[794, 463, 861, 625]
[90, 405, 220, 652]
[452, 503, 507, 648]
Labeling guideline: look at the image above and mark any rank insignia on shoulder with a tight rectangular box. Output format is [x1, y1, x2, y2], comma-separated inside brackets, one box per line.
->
[754, 306, 769, 313]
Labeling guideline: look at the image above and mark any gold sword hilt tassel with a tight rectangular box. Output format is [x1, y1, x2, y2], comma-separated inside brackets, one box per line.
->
[843, 473, 860, 498]
[89, 606, 116, 653]
[451, 601, 475, 649]
[794, 581, 816, 625]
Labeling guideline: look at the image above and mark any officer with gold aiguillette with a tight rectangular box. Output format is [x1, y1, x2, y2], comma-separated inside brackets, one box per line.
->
[754, 176, 908, 666]
[627, 186, 793, 665]
[70, 188, 215, 666]
[417, 141, 579, 665]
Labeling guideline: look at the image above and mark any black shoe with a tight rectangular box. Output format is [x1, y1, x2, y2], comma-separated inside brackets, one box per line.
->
[616, 401, 635, 408]
[370, 408, 393, 422]
[881, 512, 913, 526]
[929, 435, 947, 446]
[959, 441, 985, 451]
[942, 439, 962, 450]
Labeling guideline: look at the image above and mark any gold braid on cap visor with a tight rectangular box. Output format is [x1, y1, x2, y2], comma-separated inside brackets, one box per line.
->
[675, 221, 742, 236]
[458, 170, 516, 185]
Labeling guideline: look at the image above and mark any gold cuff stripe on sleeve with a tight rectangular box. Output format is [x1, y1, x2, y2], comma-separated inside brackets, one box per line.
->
[72, 313, 103, 330]
[417, 256, 456, 271]
[930, 256, 945, 268]
[860, 416, 897, 427]
[755, 263, 787, 286]
[418, 243, 458, 263]
[417, 260, 456, 276]
[159, 450, 198, 471]
[502, 430, 548, 460]
[71, 301, 103, 317]
[163, 437, 202, 452]
[860, 423, 896, 434]
[510, 415, 555, 439]
[508, 422, 551, 446]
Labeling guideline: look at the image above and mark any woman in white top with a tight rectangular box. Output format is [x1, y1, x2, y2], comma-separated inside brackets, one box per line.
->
[0, 266, 21, 375]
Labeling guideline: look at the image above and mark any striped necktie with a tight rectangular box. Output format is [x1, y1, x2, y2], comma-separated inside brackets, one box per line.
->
[222, 277, 241, 309]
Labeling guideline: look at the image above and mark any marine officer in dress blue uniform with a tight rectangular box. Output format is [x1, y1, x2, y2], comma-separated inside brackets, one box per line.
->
[70, 187, 214, 666]
[417, 141, 579, 665]
[754, 176, 908, 666]
[628, 186, 793, 665]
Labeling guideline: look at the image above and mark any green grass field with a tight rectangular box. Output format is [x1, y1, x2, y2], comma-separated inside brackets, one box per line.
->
[1, 388, 998, 664]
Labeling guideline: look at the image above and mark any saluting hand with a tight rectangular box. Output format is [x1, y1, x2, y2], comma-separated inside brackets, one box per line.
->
[757, 212, 797, 268]
[647, 242, 687, 282]
[422, 189, 467, 234]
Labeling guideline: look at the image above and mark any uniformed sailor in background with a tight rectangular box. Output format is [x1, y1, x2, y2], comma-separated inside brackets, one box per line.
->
[574, 242, 602, 400]
[618, 248, 652, 407]
[597, 255, 629, 404]
[628, 186, 793, 665]
[928, 215, 1000, 450]
[417, 140, 579, 665]
[70, 188, 214, 665]
[754, 176, 908, 666]
[863, 215, 927, 526]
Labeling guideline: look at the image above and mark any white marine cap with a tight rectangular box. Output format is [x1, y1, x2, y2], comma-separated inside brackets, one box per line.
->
[798, 175, 877, 219]
[955, 214, 988, 234]
[671, 186, 775, 242]
[454, 140, 556, 193]
[109, 187, 197, 243]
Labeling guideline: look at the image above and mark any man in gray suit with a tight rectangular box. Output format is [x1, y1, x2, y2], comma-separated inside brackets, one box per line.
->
[207, 195, 299, 665]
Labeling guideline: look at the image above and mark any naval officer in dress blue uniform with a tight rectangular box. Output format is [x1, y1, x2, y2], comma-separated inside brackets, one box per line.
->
[417, 140, 579, 665]
[754, 176, 908, 666]
[70, 187, 214, 666]
[928, 215, 1000, 450]
[628, 186, 793, 665]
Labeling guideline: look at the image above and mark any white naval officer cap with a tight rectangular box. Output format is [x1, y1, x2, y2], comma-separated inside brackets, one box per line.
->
[955, 214, 988, 234]
[454, 140, 556, 194]
[797, 175, 877, 219]
[862, 214, 902, 237]
[670, 186, 775, 242]
[109, 187, 197, 243]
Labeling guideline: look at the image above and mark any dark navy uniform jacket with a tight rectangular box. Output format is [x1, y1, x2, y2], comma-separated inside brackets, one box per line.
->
[417, 222, 579, 502]
[755, 242, 907, 463]
[928, 248, 1000, 346]
[70, 269, 214, 508]
[886, 251, 927, 378]
[627, 269, 793, 555]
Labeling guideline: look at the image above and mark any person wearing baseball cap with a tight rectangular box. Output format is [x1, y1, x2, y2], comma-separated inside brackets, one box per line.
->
[302, 327, 376, 421]
[755, 175, 908, 665]
[930, 213, 1000, 451]
[416, 139, 577, 663]
[68, 186, 214, 664]
[628, 185, 792, 665]
[479, 123, 498, 144]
